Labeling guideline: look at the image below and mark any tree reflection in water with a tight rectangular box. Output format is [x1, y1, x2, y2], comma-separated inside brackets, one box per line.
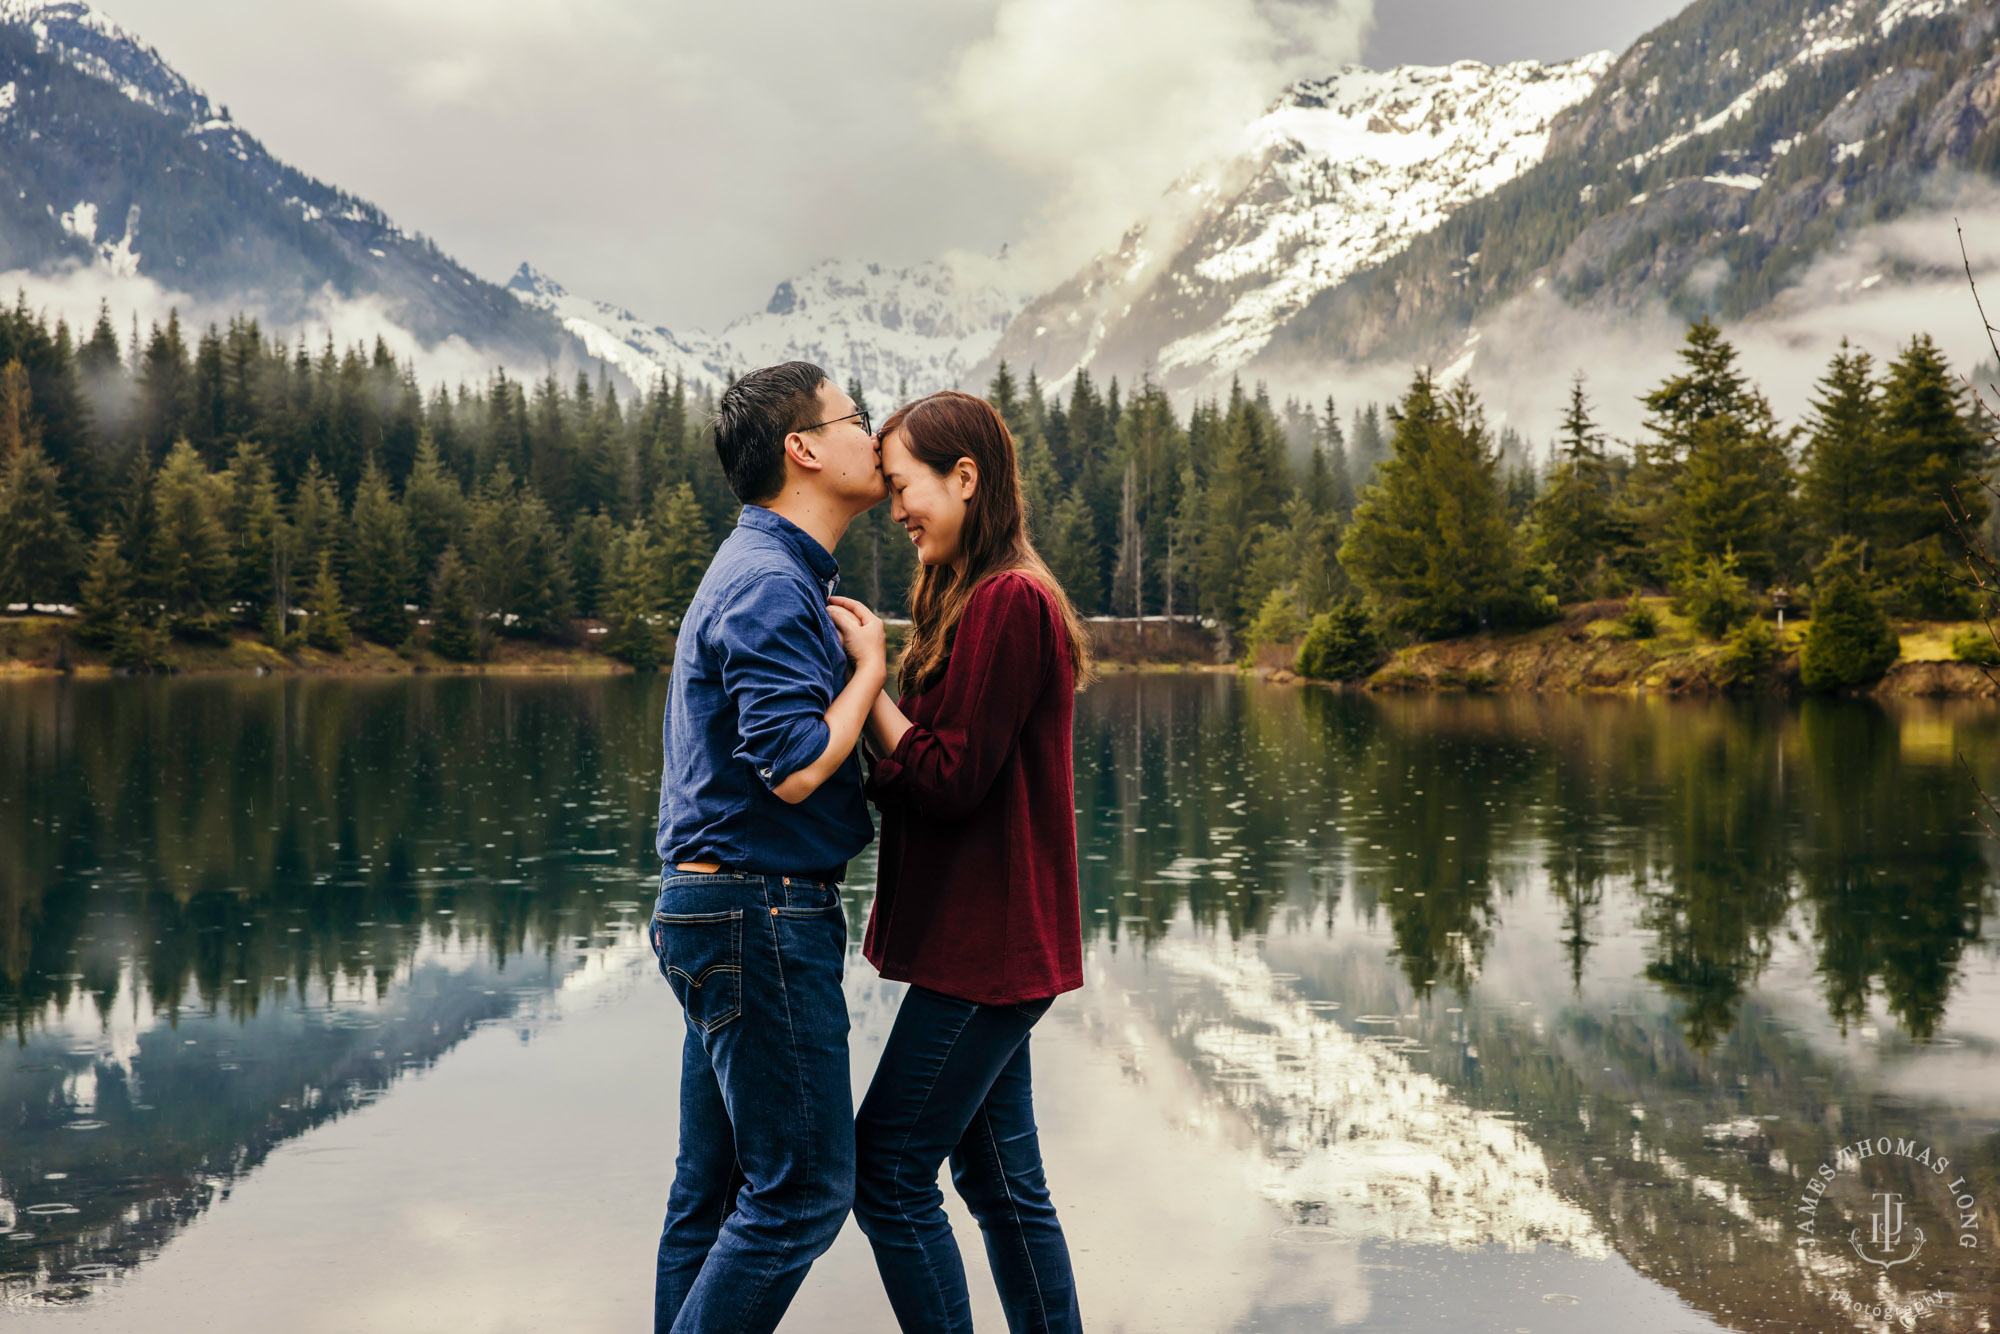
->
[0, 675, 1995, 1328]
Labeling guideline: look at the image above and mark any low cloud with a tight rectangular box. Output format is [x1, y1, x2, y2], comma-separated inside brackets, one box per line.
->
[937, 0, 1376, 284]
[2, 264, 507, 392]
[1260, 179, 2000, 455]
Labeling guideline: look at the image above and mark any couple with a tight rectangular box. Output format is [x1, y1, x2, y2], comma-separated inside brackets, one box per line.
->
[650, 361, 1093, 1333]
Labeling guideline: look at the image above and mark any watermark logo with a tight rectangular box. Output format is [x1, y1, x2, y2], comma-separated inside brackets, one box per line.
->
[1855, 1190, 1923, 1269]
[1796, 1134, 1983, 1326]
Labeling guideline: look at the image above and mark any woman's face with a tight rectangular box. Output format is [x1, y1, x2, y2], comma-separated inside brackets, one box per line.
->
[880, 428, 976, 570]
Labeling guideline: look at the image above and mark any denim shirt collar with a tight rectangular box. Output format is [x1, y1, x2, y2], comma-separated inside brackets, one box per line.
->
[738, 504, 841, 592]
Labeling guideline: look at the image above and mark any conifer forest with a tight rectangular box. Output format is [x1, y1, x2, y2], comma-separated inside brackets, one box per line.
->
[0, 297, 1990, 686]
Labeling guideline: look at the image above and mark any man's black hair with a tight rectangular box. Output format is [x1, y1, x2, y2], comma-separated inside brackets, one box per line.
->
[712, 361, 829, 504]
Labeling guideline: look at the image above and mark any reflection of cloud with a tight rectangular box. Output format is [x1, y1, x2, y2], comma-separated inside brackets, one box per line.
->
[1086, 915, 1607, 1255]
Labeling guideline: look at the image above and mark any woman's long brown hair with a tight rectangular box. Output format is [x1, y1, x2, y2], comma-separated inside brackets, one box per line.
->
[879, 390, 1095, 696]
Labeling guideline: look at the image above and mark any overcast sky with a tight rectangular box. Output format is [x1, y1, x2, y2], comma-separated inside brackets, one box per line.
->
[100, 0, 1687, 329]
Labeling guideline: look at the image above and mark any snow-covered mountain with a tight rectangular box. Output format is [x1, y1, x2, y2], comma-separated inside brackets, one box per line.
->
[506, 254, 1027, 407]
[979, 53, 1614, 393]
[0, 0, 589, 371]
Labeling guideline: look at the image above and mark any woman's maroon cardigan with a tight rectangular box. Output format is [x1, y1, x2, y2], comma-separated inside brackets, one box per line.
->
[863, 570, 1083, 1006]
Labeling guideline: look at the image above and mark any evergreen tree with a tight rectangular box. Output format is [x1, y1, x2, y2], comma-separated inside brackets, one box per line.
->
[76, 529, 134, 648]
[427, 545, 482, 662]
[220, 441, 286, 623]
[601, 524, 670, 668]
[1800, 541, 1899, 691]
[290, 456, 343, 579]
[151, 439, 232, 631]
[348, 455, 416, 644]
[1634, 320, 1796, 587]
[1339, 373, 1538, 639]
[1800, 340, 1882, 555]
[1045, 484, 1102, 612]
[1296, 595, 1384, 681]
[568, 510, 617, 620]
[0, 438, 84, 610]
[1874, 335, 1987, 615]
[651, 481, 711, 628]
[1530, 375, 1623, 599]
[0, 360, 31, 463]
[403, 433, 466, 599]
[303, 551, 349, 652]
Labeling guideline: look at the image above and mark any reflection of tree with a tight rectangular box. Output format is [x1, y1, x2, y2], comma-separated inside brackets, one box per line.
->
[0, 676, 676, 1292]
[1794, 701, 1995, 1040]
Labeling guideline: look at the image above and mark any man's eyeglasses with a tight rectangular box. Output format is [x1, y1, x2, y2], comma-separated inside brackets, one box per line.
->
[801, 409, 871, 436]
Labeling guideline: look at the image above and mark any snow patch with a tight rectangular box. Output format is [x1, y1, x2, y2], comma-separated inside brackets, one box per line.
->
[1150, 52, 1614, 378]
[58, 199, 96, 243]
[0, 80, 15, 118]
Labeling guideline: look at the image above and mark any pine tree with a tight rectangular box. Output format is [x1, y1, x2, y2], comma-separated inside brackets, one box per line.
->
[1800, 540, 1899, 691]
[151, 439, 232, 632]
[1339, 372, 1537, 639]
[651, 481, 711, 628]
[427, 544, 481, 662]
[403, 433, 466, 598]
[0, 438, 84, 610]
[303, 551, 349, 652]
[220, 441, 286, 623]
[348, 455, 416, 644]
[290, 456, 343, 579]
[1874, 335, 1987, 615]
[76, 530, 135, 649]
[1800, 340, 1882, 555]
[1045, 484, 1103, 612]
[568, 510, 618, 620]
[1634, 320, 1795, 587]
[601, 524, 670, 668]
[1530, 375, 1622, 600]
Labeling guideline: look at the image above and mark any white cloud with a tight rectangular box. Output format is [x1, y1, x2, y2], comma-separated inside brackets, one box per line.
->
[938, 0, 1375, 280]
[1, 264, 505, 391]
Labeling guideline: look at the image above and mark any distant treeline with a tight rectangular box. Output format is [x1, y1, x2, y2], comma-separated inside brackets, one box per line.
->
[0, 296, 1989, 679]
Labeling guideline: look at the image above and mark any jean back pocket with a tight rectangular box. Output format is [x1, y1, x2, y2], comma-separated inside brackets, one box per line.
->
[651, 908, 743, 1032]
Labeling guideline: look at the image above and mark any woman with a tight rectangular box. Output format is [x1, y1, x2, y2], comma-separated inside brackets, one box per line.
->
[826, 389, 1093, 1333]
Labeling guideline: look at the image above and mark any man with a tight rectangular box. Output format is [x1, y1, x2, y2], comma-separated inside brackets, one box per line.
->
[651, 361, 888, 1333]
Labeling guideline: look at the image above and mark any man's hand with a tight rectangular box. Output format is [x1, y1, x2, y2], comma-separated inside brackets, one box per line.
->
[828, 595, 887, 675]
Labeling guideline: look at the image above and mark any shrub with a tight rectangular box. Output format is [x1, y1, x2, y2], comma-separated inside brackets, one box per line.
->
[1617, 599, 1659, 640]
[1950, 625, 2000, 666]
[1799, 546, 1899, 692]
[1244, 586, 1306, 664]
[1297, 596, 1385, 682]
[1675, 552, 1758, 638]
[1719, 616, 1779, 684]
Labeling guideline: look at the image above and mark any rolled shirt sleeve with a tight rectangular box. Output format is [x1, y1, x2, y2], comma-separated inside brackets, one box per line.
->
[715, 574, 840, 790]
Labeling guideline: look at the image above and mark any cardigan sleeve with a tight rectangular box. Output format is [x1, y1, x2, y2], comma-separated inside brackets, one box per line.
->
[867, 572, 1056, 821]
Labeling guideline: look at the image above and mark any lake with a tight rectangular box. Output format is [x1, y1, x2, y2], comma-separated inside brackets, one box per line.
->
[1, 674, 1997, 1332]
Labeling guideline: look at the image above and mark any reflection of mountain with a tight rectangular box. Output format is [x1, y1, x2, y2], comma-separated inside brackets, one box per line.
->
[1087, 923, 1605, 1252]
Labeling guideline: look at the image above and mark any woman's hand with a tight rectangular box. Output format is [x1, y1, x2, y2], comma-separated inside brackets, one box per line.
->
[828, 595, 887, 678]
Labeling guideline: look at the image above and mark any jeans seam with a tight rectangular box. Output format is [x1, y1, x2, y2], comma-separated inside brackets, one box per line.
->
[739, 878, 801, 1326]
[888, 999, 980, 1324]
[977, 1100, 1053, 1331]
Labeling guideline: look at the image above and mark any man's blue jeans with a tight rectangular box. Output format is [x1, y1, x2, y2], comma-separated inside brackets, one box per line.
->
[650, 870, 854, 1334]
[853, 985, 1081, 1333]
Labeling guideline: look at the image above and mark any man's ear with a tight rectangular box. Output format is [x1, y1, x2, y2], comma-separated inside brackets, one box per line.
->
[784, 431, 825, 474]
[955, 457, 979, 500]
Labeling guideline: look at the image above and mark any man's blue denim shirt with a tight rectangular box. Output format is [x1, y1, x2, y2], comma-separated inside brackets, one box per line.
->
[655, 504, 875, 876]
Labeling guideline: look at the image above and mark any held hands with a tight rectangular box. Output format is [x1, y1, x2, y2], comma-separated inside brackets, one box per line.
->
[828, 595, 888, 681]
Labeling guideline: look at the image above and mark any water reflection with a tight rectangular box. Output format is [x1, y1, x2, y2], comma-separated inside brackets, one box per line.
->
[2, 676, 1997, 1329]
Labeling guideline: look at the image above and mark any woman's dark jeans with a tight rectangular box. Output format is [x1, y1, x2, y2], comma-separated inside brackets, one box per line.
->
[854, 984, 1081, 1333]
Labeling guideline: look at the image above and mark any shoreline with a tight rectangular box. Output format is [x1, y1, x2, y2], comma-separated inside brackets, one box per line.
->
[7, 609, 1999, 698]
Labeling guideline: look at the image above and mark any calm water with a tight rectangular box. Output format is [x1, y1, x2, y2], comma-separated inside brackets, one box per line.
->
[2, 675, 1997, 1332]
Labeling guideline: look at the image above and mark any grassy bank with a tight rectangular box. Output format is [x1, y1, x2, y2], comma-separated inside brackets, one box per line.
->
[0, 615, 634, 677]
[1310, 598, 1997, 698]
